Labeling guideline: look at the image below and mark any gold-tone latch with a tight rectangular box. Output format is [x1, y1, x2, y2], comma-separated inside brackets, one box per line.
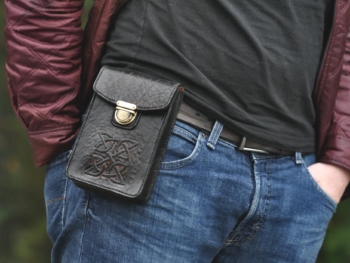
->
[114, 101, 137, 125]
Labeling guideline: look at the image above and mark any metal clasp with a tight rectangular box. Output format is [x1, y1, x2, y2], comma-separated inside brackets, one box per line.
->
[114, 101, 137, 125]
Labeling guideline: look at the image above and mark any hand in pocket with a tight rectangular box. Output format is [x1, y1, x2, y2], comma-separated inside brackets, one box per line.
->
[307, 163, 350, 204]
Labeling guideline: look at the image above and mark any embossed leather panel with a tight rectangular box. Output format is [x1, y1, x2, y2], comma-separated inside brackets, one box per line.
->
[66, 67, 184, 203]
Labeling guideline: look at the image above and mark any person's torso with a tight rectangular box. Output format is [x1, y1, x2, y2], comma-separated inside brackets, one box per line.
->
[102, 0, 334, 152]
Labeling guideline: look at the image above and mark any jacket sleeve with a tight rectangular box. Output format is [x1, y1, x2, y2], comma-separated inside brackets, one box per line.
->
[319, 26, 350, 199]
[5, 0, 84, 166]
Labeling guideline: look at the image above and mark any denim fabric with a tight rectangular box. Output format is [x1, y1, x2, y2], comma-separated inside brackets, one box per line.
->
[45, 120, 337, 263]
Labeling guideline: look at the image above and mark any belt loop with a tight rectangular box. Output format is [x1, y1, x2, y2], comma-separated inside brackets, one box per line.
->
[294, 152, 303, 164]
[207, 121, 223, 150]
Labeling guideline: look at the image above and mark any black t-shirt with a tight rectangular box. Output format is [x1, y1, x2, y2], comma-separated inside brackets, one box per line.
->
[102, 0, 334, 152]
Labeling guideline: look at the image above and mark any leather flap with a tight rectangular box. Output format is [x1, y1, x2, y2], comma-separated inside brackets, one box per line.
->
[93, 66, 181, 110]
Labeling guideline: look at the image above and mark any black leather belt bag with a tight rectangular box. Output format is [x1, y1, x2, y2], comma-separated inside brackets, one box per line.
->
[66, 66, 184, 203]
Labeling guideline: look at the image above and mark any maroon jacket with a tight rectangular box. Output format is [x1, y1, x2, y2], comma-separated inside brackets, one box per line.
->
[5, 0, 350, 198]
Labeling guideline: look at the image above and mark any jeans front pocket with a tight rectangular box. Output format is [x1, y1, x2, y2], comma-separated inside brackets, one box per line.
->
[300, 153, 338, 210]
[45, 150, 70, 243]
[160, 121, 203, 170]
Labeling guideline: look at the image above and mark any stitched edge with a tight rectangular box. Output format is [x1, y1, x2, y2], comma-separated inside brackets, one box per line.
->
[45, 196, 65, 207]
[78, 191, 90, 263]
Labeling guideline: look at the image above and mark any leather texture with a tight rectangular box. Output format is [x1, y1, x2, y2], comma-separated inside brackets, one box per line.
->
[94, 67, 180, 110]
[66, 67, 184, 203]
[4, 0, 350, 198]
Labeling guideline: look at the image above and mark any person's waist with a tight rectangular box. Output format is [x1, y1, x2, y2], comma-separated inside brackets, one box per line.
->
[177, 101, 295, 155]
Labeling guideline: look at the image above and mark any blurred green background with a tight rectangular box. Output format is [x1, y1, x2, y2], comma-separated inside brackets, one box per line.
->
[0, 1, 349, 262]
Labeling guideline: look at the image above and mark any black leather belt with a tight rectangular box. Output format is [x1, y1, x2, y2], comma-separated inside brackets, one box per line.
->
[177, 101, 295, 155]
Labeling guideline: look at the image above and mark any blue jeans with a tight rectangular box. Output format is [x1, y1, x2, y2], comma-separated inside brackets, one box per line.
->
[45, 120, 337, 263]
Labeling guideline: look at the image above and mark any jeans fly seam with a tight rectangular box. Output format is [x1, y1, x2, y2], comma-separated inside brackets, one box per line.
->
[254, 160, 271, 232]
[248, 161, 255, 208]
[231, 203, 270, 244]
[231, 163, 271, 245]
[226, 160, 270, 246]
[224, 160, 260, 246]
[226, 161, 256, 244]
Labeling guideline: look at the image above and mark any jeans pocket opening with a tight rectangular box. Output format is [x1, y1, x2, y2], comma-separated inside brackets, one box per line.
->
[301, 160, 338, 209]
[160, 128, 203, 170]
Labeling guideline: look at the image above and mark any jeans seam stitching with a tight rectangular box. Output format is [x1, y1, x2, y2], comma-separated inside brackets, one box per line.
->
[233, 161, 270, 245]
[224, 161, 258, 245]
[78, 191, 90, 263]
[218, 139, 237, 149]
[45, 196, 65, 206]
[175, 120, 202, 136]
[172, 126, 198, 143]
[207, 121, 223, 147]
[160, 135, 203, 170]
[226, 160, 270, 246]
[61, 176, 69, 228]
[232, 163, 270, 245]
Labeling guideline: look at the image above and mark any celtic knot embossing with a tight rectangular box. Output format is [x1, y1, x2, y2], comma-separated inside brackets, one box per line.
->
[84, 133, 139, 184]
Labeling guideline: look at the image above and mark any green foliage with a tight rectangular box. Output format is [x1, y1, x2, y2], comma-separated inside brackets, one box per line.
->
[0, 1, 350, 262]
[317, 201, 350, 263]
